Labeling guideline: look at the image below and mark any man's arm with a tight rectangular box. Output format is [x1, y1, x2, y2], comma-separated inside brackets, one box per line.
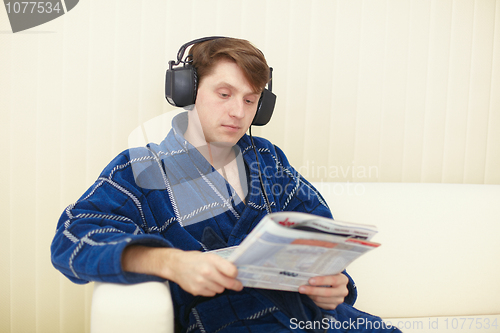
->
[121, 245, 243, 297]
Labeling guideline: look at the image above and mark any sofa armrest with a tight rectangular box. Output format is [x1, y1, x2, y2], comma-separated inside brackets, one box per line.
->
[90, 281, 174, 333]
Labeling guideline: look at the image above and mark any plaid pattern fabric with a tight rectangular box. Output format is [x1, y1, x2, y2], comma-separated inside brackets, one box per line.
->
[51, 112, 399, 332]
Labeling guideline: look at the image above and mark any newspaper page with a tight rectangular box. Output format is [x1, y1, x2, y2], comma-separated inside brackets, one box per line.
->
[211, 212, 380, 292]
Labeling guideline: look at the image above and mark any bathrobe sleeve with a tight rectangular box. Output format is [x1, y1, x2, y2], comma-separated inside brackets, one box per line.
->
[50, 148, 173, 285]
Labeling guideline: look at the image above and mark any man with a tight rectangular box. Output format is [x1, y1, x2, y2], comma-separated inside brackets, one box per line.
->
[51, 37, 399, 332]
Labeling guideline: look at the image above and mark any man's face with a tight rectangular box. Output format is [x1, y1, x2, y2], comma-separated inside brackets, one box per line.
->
[194, 59, 261, 146]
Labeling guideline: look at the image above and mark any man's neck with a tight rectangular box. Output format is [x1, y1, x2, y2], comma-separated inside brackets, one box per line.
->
[206, 142, 235, 169]
[184, 126, 246, 203]
[183, 113, 236, 168]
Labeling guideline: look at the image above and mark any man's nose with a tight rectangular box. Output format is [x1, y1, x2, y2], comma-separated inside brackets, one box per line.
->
[229, 98, 245, 118]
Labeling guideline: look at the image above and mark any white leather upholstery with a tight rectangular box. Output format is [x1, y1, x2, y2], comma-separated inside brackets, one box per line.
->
[91, 281, 174, 333]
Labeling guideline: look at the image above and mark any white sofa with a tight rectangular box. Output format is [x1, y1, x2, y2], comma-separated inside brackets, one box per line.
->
[91, 182, 500, 333]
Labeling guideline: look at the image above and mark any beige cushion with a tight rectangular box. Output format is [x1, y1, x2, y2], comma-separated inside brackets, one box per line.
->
[313, 182, 500, 318]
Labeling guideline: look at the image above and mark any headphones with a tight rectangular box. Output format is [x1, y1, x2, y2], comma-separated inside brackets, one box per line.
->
[165, 36, 277, 126]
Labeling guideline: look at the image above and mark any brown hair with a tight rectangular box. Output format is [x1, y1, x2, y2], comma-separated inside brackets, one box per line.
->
[189, 38, 270, 94]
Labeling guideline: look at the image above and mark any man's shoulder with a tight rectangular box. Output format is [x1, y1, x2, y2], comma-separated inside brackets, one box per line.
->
[99, 146, 159, 179]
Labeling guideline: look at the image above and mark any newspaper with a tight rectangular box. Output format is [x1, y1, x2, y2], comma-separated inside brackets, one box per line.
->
[211, 211, 380, 292]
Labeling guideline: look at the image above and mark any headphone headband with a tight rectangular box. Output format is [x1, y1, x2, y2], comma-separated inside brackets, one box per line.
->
[169, 36, 226, 69]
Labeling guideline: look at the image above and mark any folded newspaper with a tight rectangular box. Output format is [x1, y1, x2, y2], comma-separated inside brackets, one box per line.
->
[211, 211, 380, 291]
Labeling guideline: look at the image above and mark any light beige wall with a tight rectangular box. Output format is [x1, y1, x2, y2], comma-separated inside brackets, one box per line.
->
[256, 0, 500, 184]
[1, 0, 499, 332]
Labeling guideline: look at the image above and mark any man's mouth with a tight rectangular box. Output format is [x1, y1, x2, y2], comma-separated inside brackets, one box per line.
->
[222, 124, 240, 130]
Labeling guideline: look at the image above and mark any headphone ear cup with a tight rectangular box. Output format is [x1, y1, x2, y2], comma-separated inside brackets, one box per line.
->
[252, 89, 277, 126]
[165, 65, 197, 107]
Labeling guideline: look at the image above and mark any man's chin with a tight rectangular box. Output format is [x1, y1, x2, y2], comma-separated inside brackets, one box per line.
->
[210, 141, 236, 148]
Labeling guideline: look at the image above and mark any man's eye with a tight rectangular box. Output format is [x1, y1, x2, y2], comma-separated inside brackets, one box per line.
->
[220, 93, 230, 98]
[245, 99, 255, 105]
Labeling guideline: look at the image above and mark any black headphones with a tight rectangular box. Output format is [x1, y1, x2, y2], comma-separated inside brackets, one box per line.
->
[165, 36, 277, 126]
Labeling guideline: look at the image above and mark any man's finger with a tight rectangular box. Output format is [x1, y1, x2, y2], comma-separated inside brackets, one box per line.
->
[298, 282, 348, 297]
[205, 253, 239, 278]
[211, 270, 243, 291]
[308, 273, 347, 287]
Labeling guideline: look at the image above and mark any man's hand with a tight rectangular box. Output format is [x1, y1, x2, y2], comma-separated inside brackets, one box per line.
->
[298, 273, 349, 310]
[122, 246, 243, 297]
[166, 250, 243, 296]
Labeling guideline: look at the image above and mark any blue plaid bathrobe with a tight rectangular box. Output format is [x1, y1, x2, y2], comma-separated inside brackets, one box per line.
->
[51, 113, 400, 333]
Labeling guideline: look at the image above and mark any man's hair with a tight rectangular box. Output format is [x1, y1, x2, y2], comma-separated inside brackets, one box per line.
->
[189, 38, 270, 94]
